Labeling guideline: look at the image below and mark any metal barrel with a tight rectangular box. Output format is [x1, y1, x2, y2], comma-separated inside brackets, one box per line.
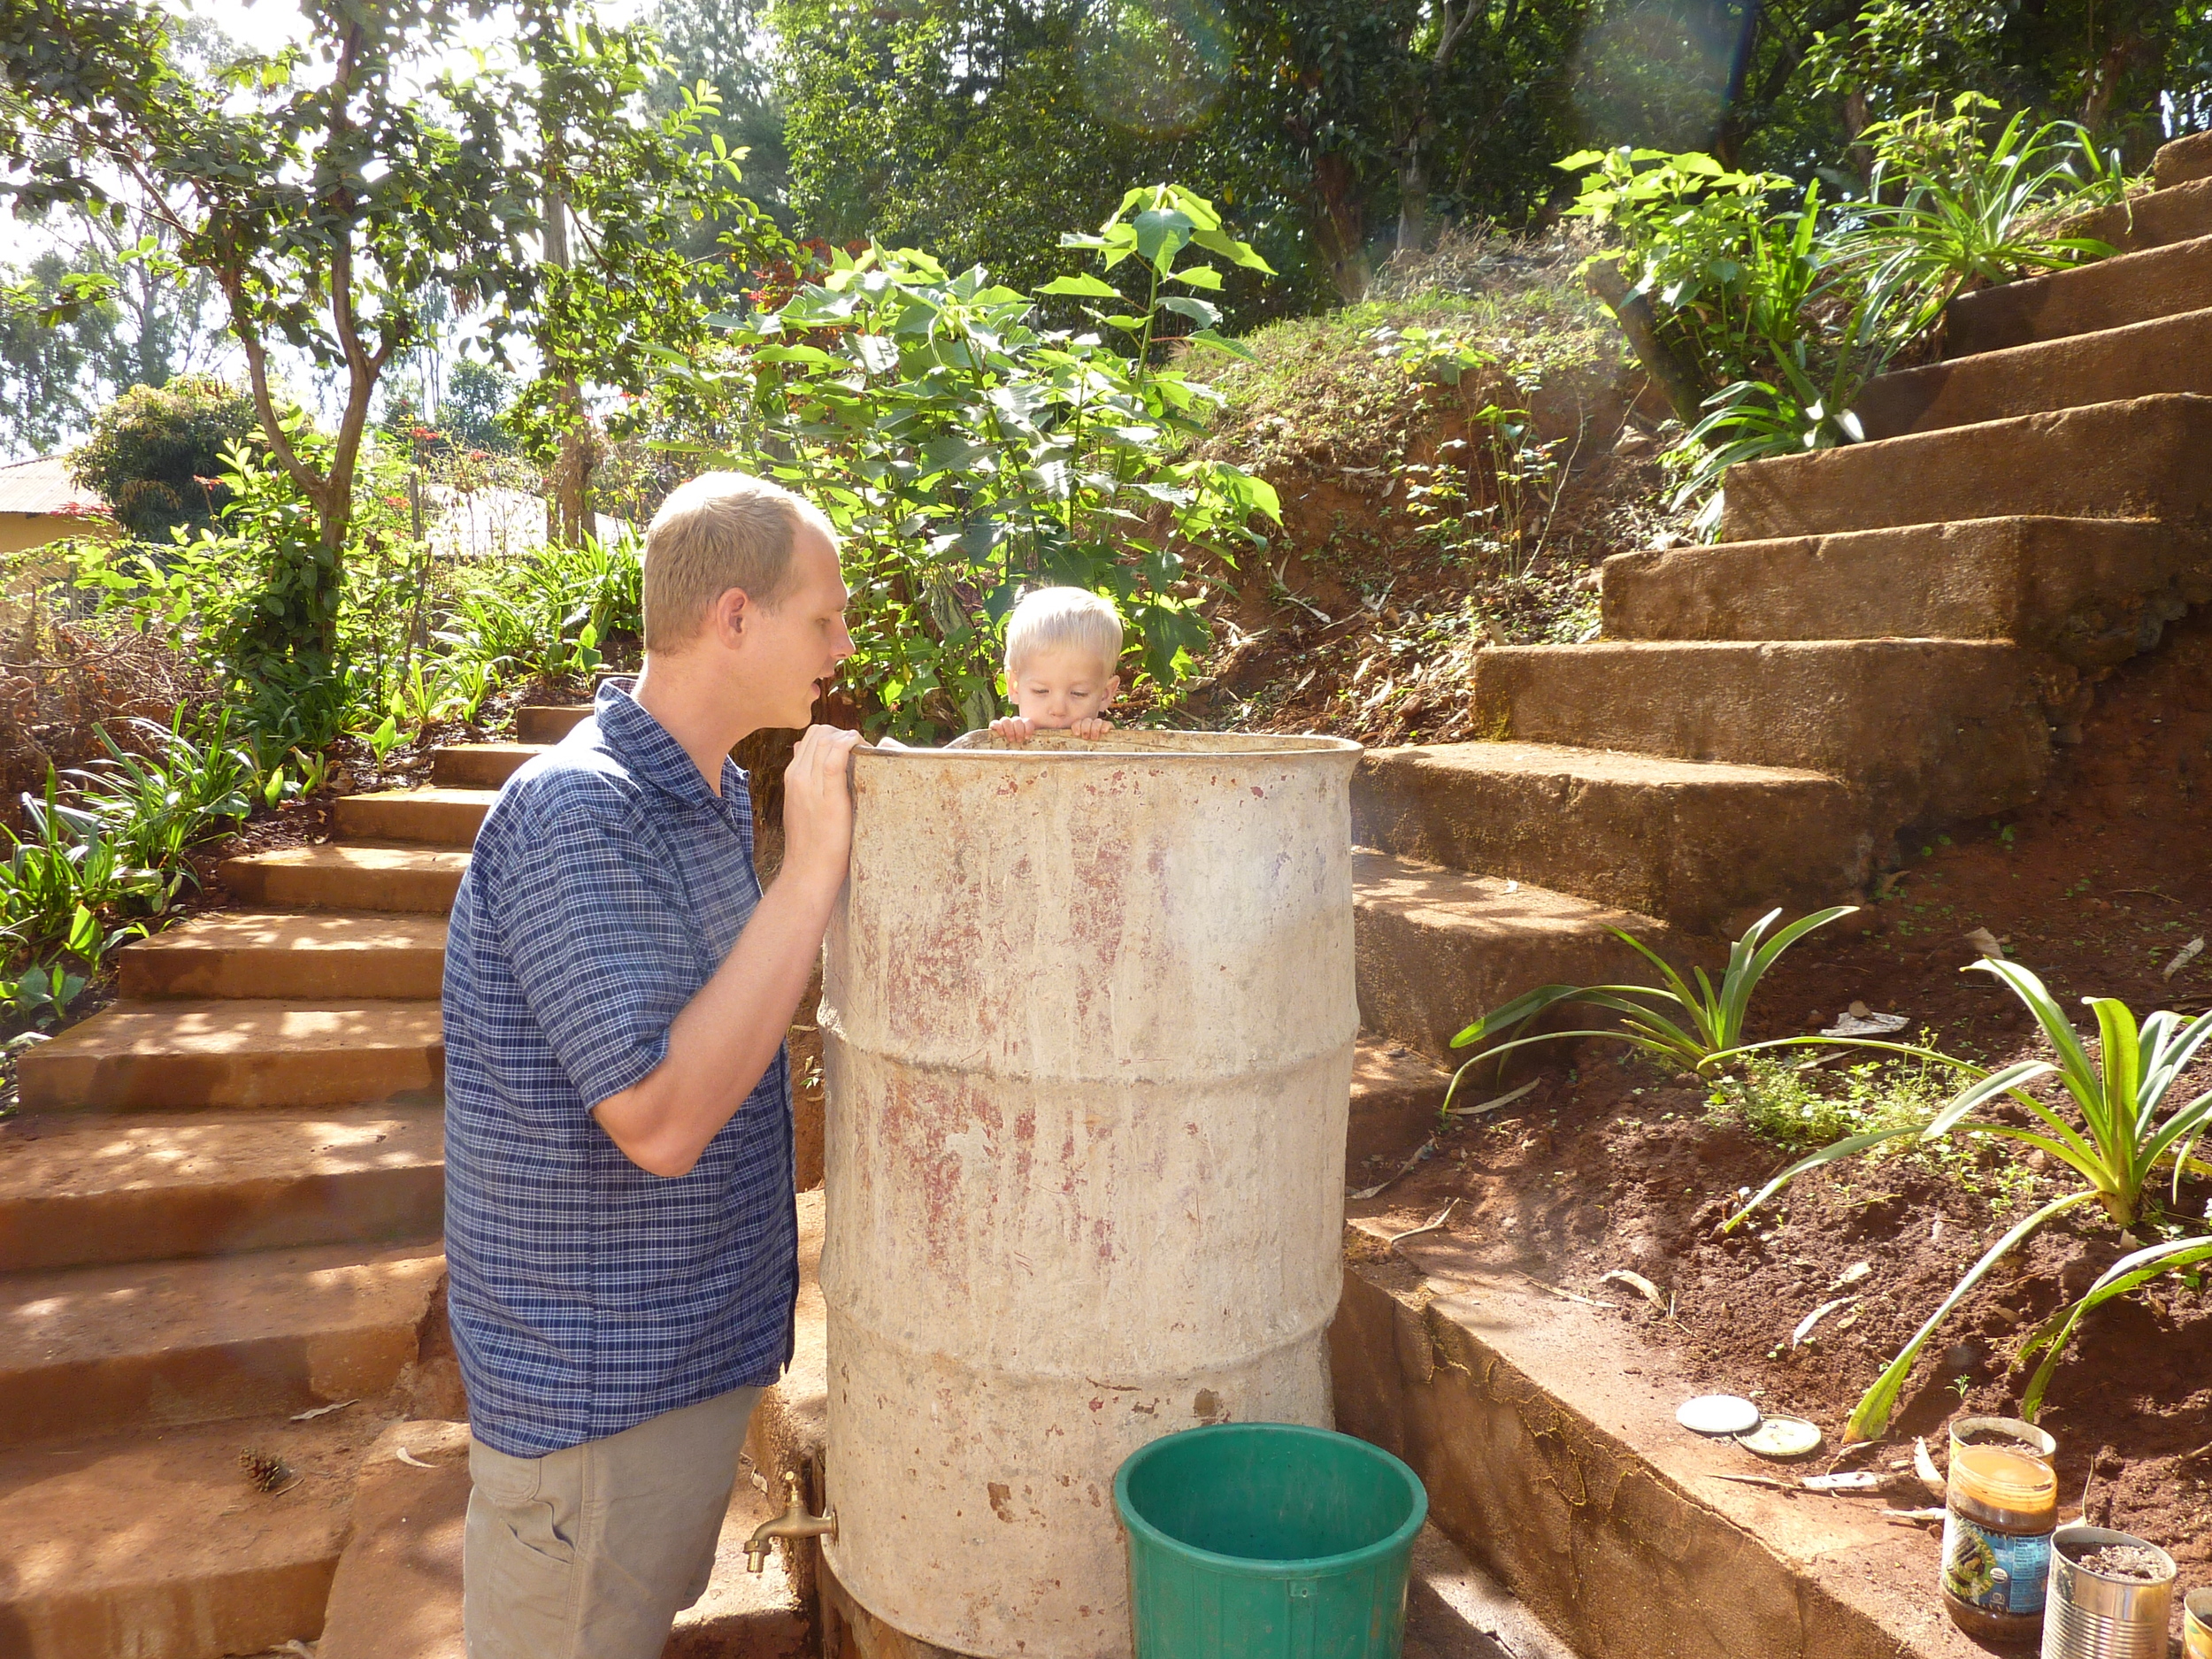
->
[818, 731, 1363, 1658]
[2042, 1527, 2177, 1659]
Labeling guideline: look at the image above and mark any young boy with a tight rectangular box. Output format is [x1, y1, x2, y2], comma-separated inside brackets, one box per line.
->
[987, 586, 1122, 745]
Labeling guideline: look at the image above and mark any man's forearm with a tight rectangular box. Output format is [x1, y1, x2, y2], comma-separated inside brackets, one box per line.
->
[591, 864, 842, 1178]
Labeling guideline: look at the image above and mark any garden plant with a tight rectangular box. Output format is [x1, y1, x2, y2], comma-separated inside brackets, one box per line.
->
[646, 183, 1281, 736]
[1561, 94, 2128, 527]
[1715, 959, 2212, 1437]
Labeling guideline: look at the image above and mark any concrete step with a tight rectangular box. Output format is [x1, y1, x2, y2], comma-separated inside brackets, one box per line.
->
[1352, 849, 1682, 1064]
[221, 841, 469, 913]
[0, 1102, 444, 1273]
[1470, 640, 2059, 827]
[1943, 234, 2212, 357]
[15, 998, 443, 1112]
[430, 741, 544, 788]
[1354, 741, 1866, 932]
[1602, 516, 2212, 669]
[117, 910, 448, 1000]
[1856, 303, 2212, 438]
[311, 1418, 811, 1659]
[0, 1240, 444, 1448]
[0, 1410, 385, 1659]
[2157, 130, 2212, 189]
[331, 787, 496, 848]
[514, 703, 592, 744]
[1348, 1040, 1455, 1175]
[1720, 392, 2212, 542]
[2070, 173, 2212, 253]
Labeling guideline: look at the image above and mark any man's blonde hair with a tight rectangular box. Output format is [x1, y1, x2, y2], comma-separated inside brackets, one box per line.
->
[641, 471, 836, 651]
[1002, 586, 1125, 679]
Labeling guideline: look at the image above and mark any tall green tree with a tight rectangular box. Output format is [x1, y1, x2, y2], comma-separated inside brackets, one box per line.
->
[775, 0, 1319, 316]
[2, 0, 770, 655]
[648, 0, 794, 229]
[0, 197, 227, 458]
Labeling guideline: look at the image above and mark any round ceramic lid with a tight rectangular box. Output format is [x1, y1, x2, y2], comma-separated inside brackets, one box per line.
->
[1738, 1416, 1824, 1459]
[1677, 1394, 1762, 1436]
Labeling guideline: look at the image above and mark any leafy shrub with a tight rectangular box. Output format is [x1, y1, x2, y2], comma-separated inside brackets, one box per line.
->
[649, 183, 1281, 739]
[1851, 96, 2128, 343]
[1562, 97, 2126, 529]
[67, 376, 259, 540]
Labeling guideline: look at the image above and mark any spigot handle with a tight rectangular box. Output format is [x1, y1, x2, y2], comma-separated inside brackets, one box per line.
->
[785, 1470, 803, 1506]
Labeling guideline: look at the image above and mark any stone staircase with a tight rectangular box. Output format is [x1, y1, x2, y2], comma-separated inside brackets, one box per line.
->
[0, 703, 806, 1658]
[7, 129, 2208, 1658]
[1352, 128, 2212, 1064]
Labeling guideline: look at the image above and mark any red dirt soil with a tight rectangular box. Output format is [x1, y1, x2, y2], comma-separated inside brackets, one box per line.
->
[1352, 604, 2212, 1599]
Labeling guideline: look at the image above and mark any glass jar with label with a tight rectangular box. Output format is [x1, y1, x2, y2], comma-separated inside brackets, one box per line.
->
[1940, 1420, 2060, 1642]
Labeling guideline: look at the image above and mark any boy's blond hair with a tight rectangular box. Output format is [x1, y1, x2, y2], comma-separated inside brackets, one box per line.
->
[1002, 586, 1124, 678]
[641, 471, 837, 651]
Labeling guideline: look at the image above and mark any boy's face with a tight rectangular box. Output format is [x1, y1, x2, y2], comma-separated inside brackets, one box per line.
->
[1009, 645, 1119, 729]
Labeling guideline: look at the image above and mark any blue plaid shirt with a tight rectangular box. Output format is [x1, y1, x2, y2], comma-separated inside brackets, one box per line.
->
[442, 678, 796, 1457]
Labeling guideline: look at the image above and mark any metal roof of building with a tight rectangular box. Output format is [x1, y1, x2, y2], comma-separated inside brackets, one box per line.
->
[0, 456, 106, 518]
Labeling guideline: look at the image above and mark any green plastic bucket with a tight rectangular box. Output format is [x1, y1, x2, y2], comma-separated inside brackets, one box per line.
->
[1115, 1423, 1428, 1657]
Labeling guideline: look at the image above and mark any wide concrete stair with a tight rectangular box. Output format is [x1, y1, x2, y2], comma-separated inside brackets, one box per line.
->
[1329, 129, 2212, 1659]
[1347, 132, 2212, 1070]
[0, 705, 810, 1658]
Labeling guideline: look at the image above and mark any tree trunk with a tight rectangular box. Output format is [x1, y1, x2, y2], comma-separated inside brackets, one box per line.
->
[1585, 257, 1711, 426]
[1395, 148, 1428, 258]
[1310, 152, 1371, 303]
[549, 378, 599, 546]
[541, 181, 595, 545]
[1712, 0, 1765, 168]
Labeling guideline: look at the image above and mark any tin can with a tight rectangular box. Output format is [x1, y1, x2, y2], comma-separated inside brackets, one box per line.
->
[2041, 1525, 2176, 1659]
[2180, 1586, 2212, 1659]
[1942, 1419, 2060, 1642]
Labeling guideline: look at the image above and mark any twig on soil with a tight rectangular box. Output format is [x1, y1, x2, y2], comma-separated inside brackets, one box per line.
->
[1386, 1199, 1461, 1256]
[1791, 1295, 1858, 1347]
[1516, 1272, 1616, 1309]
[1348, 1136, 1435, 1201]
[1447, 1077, 1541, 1118]
[1601, 1269, 1667, 1310]
[1914, 1439, 1947, 1498]
[1710, 1472, 1790, 1489]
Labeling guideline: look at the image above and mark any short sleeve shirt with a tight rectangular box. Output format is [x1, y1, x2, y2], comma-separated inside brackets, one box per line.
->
[442, 677, 796, 1458]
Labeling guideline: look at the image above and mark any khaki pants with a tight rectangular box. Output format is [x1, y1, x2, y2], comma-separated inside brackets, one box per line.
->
[463, 1385, 764, 1659]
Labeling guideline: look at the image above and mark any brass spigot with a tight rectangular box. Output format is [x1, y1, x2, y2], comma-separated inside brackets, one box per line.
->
[744, 1469, 837, 1573]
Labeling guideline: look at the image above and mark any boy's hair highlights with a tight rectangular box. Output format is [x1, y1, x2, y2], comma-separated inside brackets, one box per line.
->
[641, 471, 837, 651]
[1002, 586, 1125, 678]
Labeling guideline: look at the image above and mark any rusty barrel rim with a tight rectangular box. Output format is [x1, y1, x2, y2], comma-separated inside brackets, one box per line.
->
[877, 729, 1364, 760]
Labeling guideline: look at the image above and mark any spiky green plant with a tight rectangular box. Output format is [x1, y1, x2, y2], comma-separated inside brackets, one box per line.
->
[1718, 959, 2212, 1440]
[1443, 906, 1855, 1110]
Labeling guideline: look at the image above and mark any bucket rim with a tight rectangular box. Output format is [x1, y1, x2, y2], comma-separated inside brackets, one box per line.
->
[1112, 1422, 1429, 1580]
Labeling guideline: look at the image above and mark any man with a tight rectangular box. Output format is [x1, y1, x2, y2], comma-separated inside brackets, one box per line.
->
[442, 471, 861, 1658]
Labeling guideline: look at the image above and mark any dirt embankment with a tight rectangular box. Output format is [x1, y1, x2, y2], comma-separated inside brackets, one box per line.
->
[1352, 604, 2212, 1583]
[1151, 234, 1691, 748]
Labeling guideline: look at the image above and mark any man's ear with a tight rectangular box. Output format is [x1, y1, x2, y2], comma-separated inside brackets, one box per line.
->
[709, 587, 752, 648]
